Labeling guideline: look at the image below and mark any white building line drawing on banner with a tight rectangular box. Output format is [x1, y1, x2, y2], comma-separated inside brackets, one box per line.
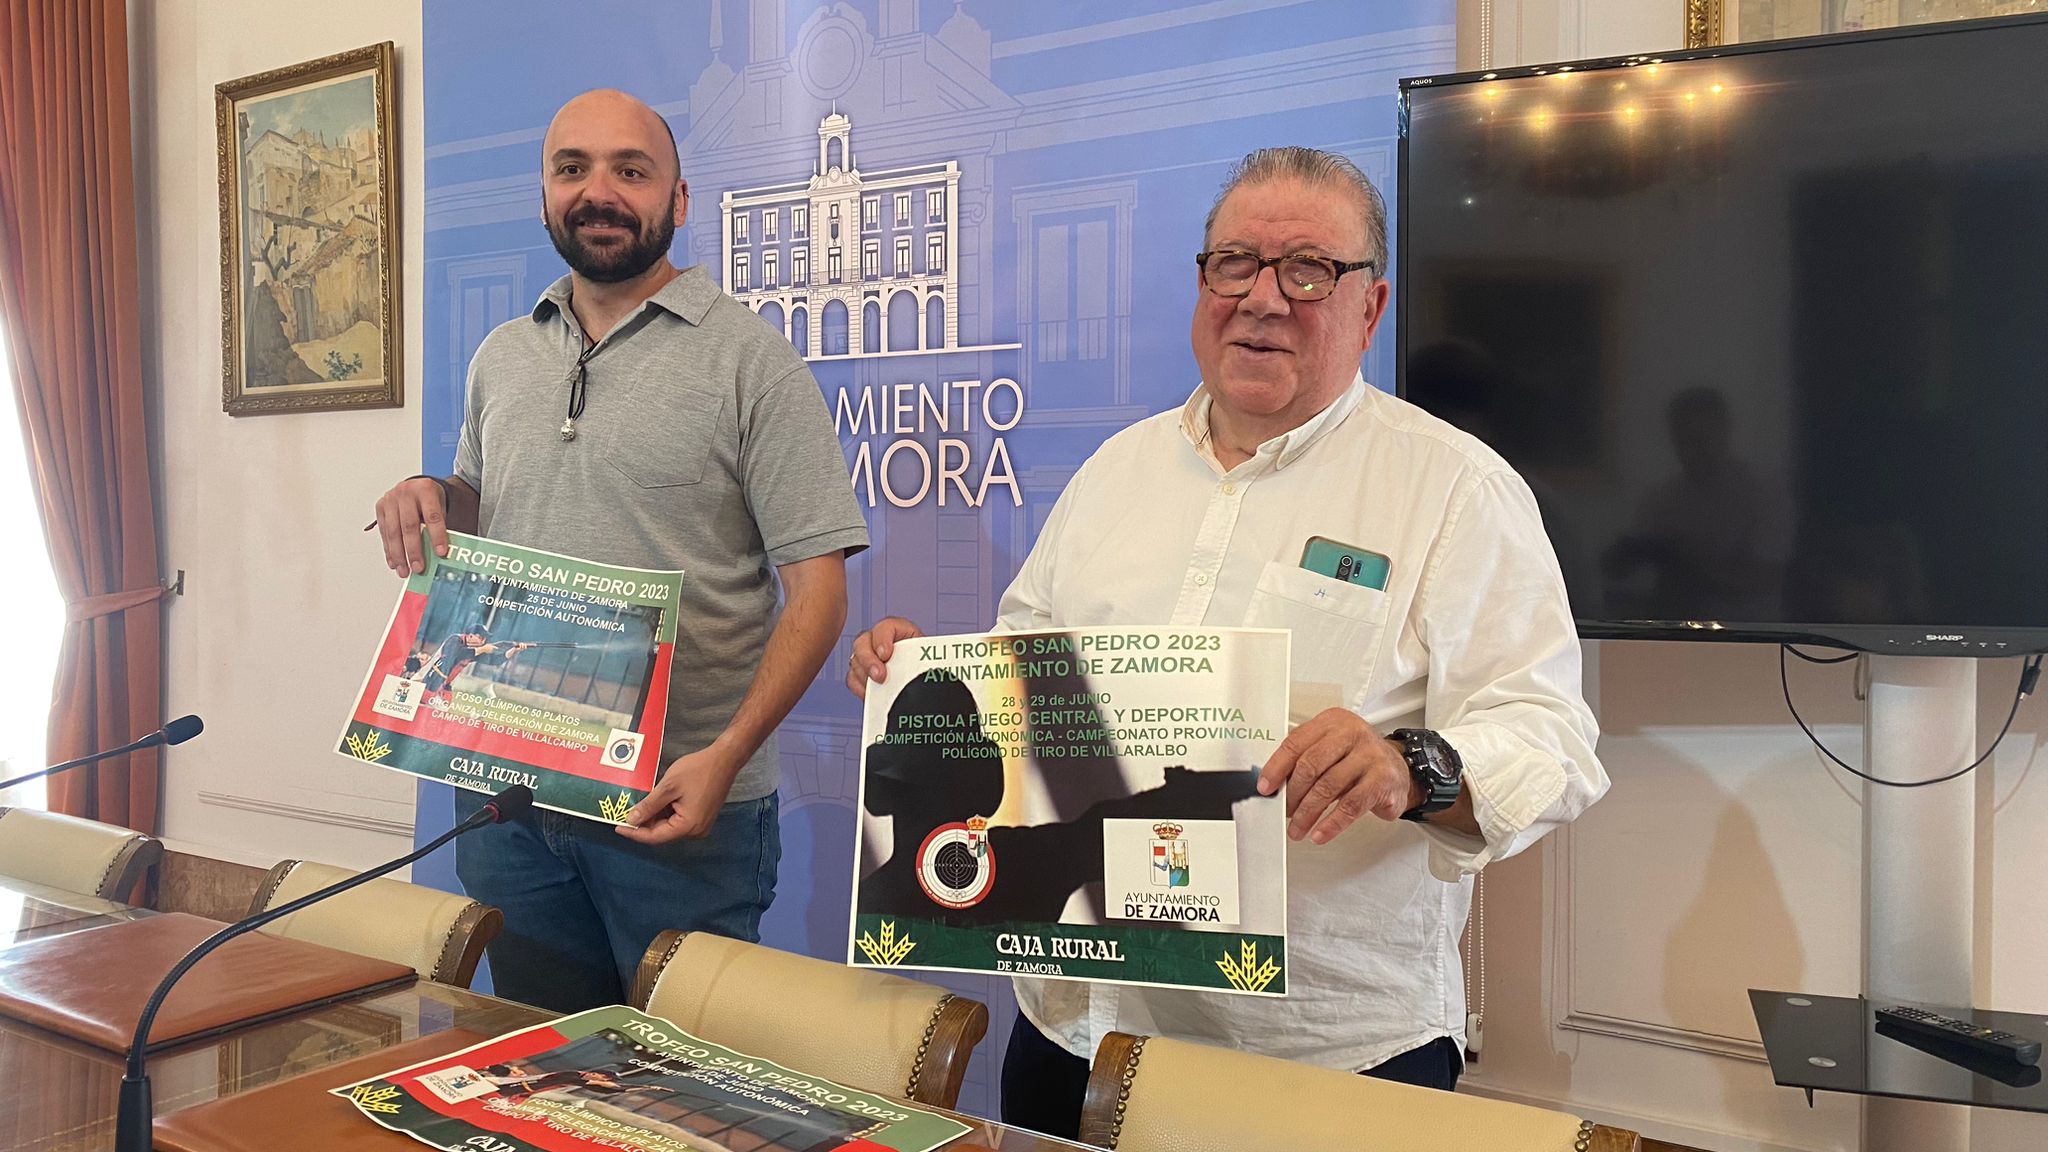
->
[721, 112, 1018, 361]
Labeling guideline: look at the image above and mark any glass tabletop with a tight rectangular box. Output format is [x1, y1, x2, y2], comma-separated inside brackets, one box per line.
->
[0, 877, 153, 950]
[0, 875, 1088, 1150]
[0, 979, 544, 1151]
[0, 956, 1089, 1150]
[1751, 988, 2048, 1114]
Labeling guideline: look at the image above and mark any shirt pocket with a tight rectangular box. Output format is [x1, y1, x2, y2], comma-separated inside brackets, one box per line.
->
[604, 389, 727, 488]
[1243, 560, 1392, 724]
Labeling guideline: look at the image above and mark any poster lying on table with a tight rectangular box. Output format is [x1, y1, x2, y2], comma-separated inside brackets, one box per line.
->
[850, 626, 1290, 996]
[338, 530, 681, 823]
[335, 1005, 970, 1152]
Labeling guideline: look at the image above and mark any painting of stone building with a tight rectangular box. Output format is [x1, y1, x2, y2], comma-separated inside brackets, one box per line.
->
[218, 42, 400, 414]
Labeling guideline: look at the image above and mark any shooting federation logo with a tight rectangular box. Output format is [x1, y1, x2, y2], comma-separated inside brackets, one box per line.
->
[600, 728, 644, 771]
[1151, 822, 1190, 888]
[916, 816, 995, 909]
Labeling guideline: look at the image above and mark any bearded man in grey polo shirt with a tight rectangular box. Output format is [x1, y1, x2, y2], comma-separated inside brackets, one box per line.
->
[373, 89, 867, 1012]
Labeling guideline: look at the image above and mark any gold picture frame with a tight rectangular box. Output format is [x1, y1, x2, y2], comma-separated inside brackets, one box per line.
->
[1687, 0, 2042, 48]
[217, 42, 400, 415]
[1686, 0, 1727, 46]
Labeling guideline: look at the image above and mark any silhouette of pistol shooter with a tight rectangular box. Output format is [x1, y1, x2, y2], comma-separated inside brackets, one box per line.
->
[858, 670, 1259, 926]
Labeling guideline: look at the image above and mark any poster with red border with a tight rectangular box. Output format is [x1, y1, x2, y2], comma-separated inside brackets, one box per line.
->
[338, 531, 682, 823]
[334, 1005, 971, 1152]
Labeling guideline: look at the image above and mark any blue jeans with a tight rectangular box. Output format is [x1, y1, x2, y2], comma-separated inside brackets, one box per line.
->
[452, 790, 781, 1012]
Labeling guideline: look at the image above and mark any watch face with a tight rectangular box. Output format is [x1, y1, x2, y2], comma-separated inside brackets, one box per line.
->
[1402, 733, 1451, 782]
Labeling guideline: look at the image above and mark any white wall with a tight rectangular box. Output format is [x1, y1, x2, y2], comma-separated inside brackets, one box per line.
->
[132, 0, 424, 869]
[1454, 4, 2048, 1151]
[1459, 0, 1683, 70]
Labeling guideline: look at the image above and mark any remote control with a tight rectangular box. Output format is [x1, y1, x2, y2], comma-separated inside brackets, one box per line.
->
[1876, 1023, 2044, 1088]
[1875, 1005, 2040, 1066]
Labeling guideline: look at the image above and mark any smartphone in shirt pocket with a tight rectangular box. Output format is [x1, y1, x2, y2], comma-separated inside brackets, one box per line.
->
[1250, 553, 1392, 723]
[1299, 536, 1391, 590]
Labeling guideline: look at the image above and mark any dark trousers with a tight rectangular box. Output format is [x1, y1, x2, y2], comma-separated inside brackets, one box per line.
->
[999, 1010, 1463, 1140]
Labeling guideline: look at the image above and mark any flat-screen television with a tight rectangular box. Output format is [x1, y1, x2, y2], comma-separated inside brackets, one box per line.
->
[1398, 15, 2048, 655]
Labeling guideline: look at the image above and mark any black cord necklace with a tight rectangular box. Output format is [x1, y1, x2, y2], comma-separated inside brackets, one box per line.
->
[562, 268, 675, 440]
[562, 342, 597, 441]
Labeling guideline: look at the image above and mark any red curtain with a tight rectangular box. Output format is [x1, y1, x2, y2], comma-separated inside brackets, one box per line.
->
[0, 0, 165, 831]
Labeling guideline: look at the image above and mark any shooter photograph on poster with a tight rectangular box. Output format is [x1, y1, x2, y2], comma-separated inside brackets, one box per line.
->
[849, 626, 1290, 996]
[335, 1005, 970, 1152]
[338, 531, 682, 823]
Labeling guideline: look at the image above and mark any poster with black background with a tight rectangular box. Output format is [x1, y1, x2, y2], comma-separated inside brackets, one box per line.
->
[849, 627, 1289, 996]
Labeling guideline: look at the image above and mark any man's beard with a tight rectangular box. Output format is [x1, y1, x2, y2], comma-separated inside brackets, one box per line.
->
[544, 196, 676, 283]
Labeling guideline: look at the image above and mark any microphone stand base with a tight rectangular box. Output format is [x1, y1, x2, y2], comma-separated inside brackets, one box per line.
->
[114, 1073, 152, 1152]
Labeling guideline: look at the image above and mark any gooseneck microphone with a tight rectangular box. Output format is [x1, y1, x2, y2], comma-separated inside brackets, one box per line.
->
[111, 783, 533, 1152]
[0, 715, 204, 792]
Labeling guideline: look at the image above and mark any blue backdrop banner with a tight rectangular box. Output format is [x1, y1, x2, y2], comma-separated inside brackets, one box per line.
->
[421, 0, 1452, 1115]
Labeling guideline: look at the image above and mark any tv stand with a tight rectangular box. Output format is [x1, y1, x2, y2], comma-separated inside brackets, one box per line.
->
[1862, 655, 1976, 1152]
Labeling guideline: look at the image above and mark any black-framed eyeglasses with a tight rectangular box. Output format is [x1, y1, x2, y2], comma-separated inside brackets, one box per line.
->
[1195, 249, 1376, 302]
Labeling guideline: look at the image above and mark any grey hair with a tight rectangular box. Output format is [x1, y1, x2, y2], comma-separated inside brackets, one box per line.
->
[1203, 146, 1388, 272]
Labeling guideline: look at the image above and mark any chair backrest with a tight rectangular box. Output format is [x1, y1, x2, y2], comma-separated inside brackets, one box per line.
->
[1080, 1032, 1642, 1152]
[0, 806, 163, 900]
[249, 860, 501, 987]
[632, 929, 987, 1109]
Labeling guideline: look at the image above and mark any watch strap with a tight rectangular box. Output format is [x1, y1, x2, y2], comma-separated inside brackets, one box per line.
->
[1392, 728, 1462, 821]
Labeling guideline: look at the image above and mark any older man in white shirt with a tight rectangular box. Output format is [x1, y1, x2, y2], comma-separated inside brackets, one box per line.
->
[848, 146, 1607, 1139]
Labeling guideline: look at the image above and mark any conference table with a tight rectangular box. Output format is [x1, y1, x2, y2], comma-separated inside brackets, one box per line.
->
[0, 878, 1086, 1152]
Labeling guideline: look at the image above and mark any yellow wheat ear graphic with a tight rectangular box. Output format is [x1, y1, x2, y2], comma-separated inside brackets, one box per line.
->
[855, 920, 917, 966]
[345, 730, 394, 764]
[1216, 939, 1281, 993]
[348, 1084, 405, 1114]
[598, 792, 635, 822]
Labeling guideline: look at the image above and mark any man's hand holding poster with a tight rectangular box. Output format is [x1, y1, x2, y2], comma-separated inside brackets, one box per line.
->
[339, 530, 682, 823]
[850, 627, 1289, 995]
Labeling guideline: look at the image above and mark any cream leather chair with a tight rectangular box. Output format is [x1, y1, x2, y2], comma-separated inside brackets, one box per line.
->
[632, 929, 988, 1109]
[0, 806, 163, 900]
[1081, 1032, 1642, 1152]
[249, 860, 502, 987]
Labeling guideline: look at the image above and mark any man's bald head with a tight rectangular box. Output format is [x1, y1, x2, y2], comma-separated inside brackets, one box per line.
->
[544, 89, 679, 182]
[540, 89, 687, 284]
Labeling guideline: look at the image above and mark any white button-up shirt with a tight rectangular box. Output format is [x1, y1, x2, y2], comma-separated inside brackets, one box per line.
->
[998, 374, 1607, 1070]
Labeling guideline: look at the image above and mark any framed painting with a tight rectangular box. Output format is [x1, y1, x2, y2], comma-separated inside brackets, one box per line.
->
[1686, 0, 2044, 47]
[217, 42, 400, 415]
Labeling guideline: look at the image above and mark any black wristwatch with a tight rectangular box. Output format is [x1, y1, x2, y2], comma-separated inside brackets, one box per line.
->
[1390, 728, 1463, 821]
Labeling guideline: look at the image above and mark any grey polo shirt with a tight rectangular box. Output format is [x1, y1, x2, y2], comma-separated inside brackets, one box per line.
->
[454, 266, 868, 804]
